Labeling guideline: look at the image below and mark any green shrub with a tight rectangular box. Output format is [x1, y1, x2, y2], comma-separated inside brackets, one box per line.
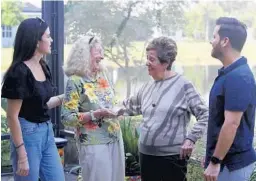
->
[1, 98, 11, 166]
[120, 116, 140, 156]
[187, 161, 204, 181]
[120, 116, 141, 176]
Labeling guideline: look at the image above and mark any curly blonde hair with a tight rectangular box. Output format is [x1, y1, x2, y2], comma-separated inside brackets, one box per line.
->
[63, 35, 103, 77]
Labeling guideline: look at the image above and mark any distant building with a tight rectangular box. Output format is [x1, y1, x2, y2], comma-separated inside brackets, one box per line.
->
[1, 2, 41, 48]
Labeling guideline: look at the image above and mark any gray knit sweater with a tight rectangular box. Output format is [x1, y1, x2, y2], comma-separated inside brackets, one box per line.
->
[123, 74, 208, 156]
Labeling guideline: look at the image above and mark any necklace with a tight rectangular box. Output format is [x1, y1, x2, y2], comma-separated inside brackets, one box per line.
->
[151, 82, 162, 107]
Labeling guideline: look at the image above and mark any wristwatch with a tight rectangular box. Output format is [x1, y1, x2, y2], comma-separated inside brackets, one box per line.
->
[210, 156, 222, 165]
[90, 110, 97, 121]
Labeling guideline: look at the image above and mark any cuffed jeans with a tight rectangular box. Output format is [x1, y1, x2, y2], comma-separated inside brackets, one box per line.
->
[11, 117, 65, 181]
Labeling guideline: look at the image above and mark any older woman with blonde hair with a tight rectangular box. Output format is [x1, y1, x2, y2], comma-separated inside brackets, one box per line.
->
[61, 35, 125, 181]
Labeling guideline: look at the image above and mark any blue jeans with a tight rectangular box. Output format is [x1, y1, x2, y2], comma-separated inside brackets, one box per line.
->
[218, 163, 255, 181]
[11, 118, 65, 181]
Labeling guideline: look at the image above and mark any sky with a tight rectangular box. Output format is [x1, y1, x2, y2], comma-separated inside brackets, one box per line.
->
[22, 0, 69, 8]
[22, 0, 42, 8]
[22, 0, 256, 9]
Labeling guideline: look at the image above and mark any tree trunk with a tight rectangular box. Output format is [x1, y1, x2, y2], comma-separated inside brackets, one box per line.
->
[123, 44, 131, 99]
[126, 75, 131, 99]
[205, 12, 209, 41]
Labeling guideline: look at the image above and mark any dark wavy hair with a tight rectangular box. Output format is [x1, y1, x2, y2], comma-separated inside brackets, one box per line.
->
[2, 17, 50, 83]
[216, 17, 247, 52]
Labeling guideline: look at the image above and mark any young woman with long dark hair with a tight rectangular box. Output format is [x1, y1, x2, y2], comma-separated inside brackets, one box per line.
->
[1, 18, 65, 181]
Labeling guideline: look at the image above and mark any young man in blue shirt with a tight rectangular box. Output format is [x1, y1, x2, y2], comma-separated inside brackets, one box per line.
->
[204, 17, 256, 181]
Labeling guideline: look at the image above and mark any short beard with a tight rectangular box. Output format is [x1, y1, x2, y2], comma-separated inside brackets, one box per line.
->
[211, 44, 223, 60]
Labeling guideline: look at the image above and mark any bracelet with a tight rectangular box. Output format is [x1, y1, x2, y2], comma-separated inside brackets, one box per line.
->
[90, 110, 97, 121]
[15, 143, 24, 149]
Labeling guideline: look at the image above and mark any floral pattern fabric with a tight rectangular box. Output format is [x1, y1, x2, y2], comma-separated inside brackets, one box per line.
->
[61, 73, 120, 145]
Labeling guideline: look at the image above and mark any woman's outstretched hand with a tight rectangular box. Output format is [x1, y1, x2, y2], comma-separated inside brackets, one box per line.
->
[94, 108, 117, 118]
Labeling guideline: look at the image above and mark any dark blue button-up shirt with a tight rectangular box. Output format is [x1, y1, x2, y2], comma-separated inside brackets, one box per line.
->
[205, 56, 256, 171]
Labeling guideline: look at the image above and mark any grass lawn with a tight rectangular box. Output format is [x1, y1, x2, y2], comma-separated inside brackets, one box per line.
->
[2, 41, 256, 72]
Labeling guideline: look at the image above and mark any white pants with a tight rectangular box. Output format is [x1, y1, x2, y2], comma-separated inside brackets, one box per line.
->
[78, 140, 125, 181]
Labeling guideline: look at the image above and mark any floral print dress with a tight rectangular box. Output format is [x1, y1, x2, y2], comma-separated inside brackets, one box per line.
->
[61, 73, 121, 145]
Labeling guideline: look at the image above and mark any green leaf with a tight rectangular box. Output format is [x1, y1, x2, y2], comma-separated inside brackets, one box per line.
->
[1, 0, 25, 26]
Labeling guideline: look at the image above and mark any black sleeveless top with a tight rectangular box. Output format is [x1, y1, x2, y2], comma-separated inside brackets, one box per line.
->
[1, 62, 54, 123]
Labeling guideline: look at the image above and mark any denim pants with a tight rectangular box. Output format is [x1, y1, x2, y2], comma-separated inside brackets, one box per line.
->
[218, 162, 255, 181]
[11, 117, 65, 181]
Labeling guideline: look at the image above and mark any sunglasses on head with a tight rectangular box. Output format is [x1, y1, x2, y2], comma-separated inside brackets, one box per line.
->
[36, 17, 45, 26]
[89, 36, 95, 44]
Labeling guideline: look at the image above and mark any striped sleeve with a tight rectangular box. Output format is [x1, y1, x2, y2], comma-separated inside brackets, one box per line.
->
[123, 83, 147, 116]
[184, 81, 209, 143]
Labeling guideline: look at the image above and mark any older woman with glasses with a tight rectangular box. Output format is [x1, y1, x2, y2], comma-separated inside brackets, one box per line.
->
[120, 36, 208, 181]
[61, 34, 125, 181]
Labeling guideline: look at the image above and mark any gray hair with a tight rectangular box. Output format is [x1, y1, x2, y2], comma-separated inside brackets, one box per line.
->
[146, 36, 177, 70]
[63, 35, 103, 77]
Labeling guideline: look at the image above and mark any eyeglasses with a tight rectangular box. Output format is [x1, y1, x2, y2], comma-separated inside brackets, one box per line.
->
[36, 17, 45, 26]
[89, 36, 95, 44]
